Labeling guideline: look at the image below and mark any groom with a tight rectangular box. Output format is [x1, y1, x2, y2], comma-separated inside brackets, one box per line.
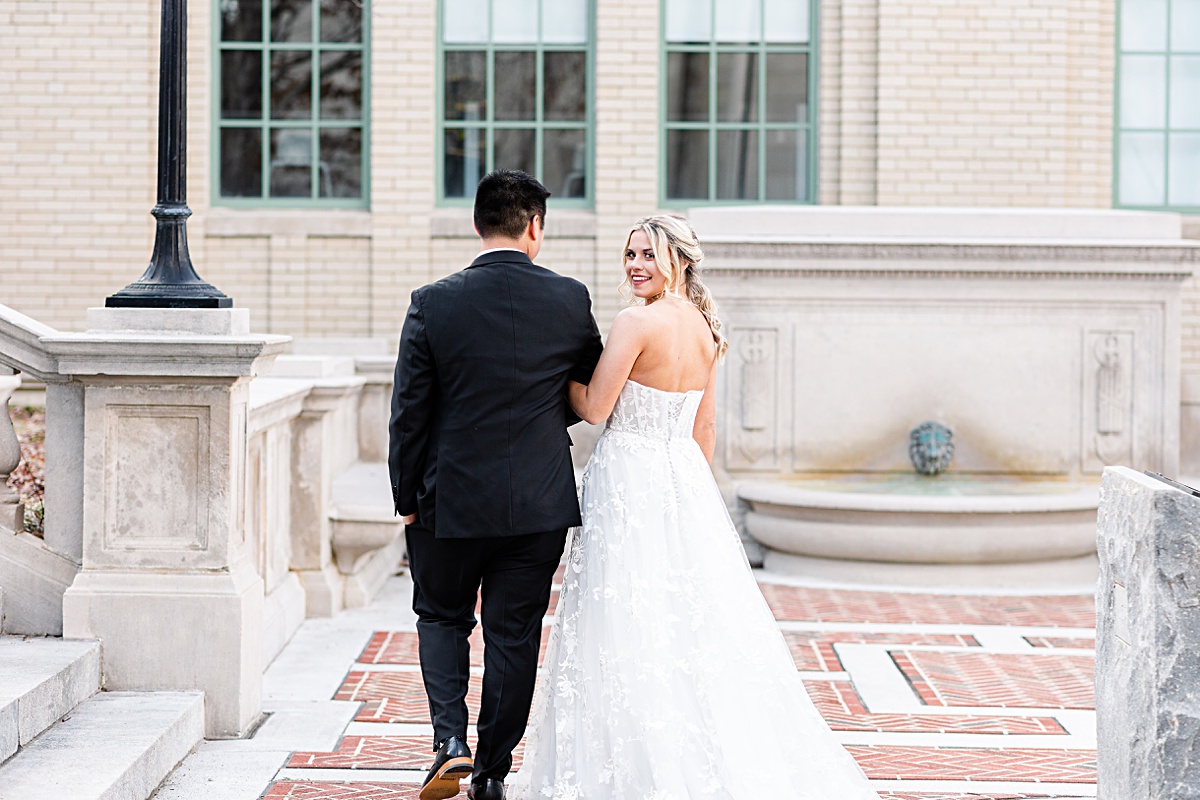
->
[389, 169, 603, 800]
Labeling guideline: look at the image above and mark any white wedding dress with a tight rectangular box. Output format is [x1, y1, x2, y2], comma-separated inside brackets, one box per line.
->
[511, 380, 879, 799]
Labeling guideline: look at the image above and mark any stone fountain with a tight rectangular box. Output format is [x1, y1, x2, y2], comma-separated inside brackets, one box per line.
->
[691, 206, 1200, 588]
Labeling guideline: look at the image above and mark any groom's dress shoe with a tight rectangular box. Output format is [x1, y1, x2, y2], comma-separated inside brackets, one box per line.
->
[467, 778, 505, 800]
[419, 736, 473, 800]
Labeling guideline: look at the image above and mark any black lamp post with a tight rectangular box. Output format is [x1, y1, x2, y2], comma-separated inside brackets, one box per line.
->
[107, 0, 231, 309]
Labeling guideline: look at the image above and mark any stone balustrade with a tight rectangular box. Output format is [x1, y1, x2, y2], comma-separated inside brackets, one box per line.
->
[0, 304, 403, 739]
[0, 370, 23, 535]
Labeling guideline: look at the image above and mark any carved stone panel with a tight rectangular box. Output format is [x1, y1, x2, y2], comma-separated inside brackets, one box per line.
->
[1083, 331, 1135, 474]
[724, 326, 781, 471]
[103, 405, 210, 552]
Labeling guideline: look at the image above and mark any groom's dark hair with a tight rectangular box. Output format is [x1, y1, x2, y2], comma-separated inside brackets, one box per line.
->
[474, 169, 551, 240]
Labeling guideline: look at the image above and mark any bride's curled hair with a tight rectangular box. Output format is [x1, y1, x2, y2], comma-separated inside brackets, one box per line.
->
[620, 215, 729, 360]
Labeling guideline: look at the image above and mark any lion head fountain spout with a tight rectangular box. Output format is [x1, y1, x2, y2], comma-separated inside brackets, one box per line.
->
[909, 421, 954, 475]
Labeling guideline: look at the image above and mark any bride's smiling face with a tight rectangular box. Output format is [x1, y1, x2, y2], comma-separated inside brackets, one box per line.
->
[624, 230, 666, 300]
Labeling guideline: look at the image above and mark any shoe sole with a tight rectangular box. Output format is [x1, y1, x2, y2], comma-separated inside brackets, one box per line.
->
[419, 758, 474, 800]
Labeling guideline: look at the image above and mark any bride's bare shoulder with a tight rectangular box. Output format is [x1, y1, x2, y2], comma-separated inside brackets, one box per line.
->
[609, 305, 656, 336]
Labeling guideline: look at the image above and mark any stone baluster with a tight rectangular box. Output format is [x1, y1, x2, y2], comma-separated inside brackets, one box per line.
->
[0, 372, 24, 533]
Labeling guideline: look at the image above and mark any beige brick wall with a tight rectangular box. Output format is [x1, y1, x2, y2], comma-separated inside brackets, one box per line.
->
[0, 0, 1135, 344]
[0, 0, 158, 330]
[818, 0, 1115, 207]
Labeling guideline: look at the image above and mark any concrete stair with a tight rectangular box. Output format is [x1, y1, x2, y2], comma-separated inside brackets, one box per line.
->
[0, 636, 204, 800]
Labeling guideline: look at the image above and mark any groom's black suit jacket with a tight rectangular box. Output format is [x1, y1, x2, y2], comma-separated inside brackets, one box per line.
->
[389, 250, 603, 538]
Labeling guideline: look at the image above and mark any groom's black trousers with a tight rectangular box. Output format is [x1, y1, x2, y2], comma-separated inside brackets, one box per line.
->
[405, 523, 567, 781]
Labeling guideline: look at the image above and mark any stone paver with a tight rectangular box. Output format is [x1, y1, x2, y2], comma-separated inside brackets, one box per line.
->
[161, 571, 1099, 800]
[891, 651, 1095, 709]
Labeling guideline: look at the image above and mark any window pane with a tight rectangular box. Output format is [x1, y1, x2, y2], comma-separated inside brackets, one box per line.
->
[320, 51, 361, 119]
[1120, 0, 1167, 51]
[717, 129, 757, 200]
[319, 0, 362, 43]
[715, 0, 760, 43]
[444, 0, 488, 43]
[766, 52, 807, 122]
[666, 129, 709, 199]
[1119, 131, 1166, 205]
[1169, 133, 1200, 206]
[220, 127, 263, 197]
[493, 0, 538, 44]
[665, 0, 711, 43]
[445, 51, 487, 121]
[319, 128, 362, 198]
[667, 52, 709, 122]
[717, 52, 758, 122]
[220, 0, 263, 42]
[544, 51, 586, 121]
[763, 0, 808, 43]
[271, 0, 313, 42]
[543, 0, 587, 44]
[1170, 56, 1200, 129]
[271, 51, 313, 120]
[495, 51, 536, 121]
[494, 128, 536, 174]
[765, 128, 805, 200]
[1120, 55, 1167, 128]
[270, 128, 313, 197]
[221, 50, 263, 119]
[544, 129, 586, 197]
[445, 127, 486, 197]
[1174, 0, 1200, 51]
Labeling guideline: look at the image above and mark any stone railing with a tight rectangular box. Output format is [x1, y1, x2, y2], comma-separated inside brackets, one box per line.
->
[0, 370, 23, 536]
[0, 304, 402, 739]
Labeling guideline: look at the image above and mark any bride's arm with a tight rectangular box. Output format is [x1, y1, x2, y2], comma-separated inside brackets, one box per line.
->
[692, 358, 718, 463]
[568, 308, 647, 425]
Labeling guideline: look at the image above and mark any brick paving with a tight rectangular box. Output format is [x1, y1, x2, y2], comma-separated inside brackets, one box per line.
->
[760, 585, 1095, 628]
[848, 747, 1096, 783]
[1024, 635, 1095, 650]
[289, 736, 524, 771]
[266, 580, 1099, 799]
[803, 680, 1068, 735]
[891, 651, 1095, 709]
[785, 631, 980, 672]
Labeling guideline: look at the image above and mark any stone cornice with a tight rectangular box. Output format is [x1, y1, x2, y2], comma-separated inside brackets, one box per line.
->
[39, 334, 290, 378]
[702, 240, 1199, 281]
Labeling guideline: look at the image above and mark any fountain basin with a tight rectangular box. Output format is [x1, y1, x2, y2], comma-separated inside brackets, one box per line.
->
[740, 476, 1099, 574]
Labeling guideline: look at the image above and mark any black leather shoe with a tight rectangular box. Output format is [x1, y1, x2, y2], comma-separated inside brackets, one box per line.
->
[419, 736, 473, 800]
[467, 778, 505, 800]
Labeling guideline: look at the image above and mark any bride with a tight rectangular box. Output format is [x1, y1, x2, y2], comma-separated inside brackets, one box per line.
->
[511, 216, 880, 799]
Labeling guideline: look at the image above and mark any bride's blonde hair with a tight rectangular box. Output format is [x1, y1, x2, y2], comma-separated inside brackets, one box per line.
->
[619, 215, 728, 361]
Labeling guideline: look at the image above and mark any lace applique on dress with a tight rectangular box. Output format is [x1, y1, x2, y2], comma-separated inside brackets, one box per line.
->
[512, 380, 880, 800]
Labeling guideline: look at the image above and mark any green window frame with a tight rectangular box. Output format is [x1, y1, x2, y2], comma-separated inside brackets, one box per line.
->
[1114, 0, 1200, 212]
[660, 0, 818, 205]
[212, 0, 370, 209]
[437, 0, 594, 208]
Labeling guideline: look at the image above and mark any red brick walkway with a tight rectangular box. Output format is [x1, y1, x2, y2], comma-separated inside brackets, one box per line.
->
[267, 580, 1098, 799]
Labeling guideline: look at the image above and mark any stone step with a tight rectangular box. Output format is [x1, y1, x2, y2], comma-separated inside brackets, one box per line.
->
[0, 637, 101, 763]
[0, 691, 204, 800]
